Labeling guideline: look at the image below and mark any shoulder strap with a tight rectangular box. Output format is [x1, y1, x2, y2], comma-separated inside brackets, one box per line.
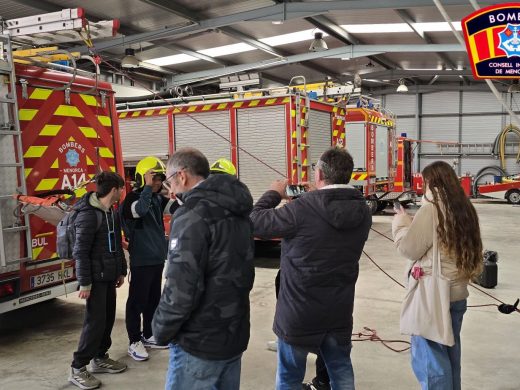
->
[431, 208, 441, 277]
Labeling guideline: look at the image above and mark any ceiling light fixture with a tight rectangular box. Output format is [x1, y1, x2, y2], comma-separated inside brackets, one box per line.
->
[396, 78, 409, 93]
[309, 32, 328, 52]
[121, 48, 139, 69]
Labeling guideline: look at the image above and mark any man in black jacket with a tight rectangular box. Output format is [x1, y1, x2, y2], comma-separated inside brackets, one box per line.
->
[152, 147, 255, 390]
[124, 156, 170, 361]
[250, 147, 372, 390]
[69, 172, 127, 390]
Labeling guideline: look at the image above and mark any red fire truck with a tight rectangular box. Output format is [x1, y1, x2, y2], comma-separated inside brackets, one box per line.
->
[0, 34, 123, 313]
[118, 92, 415, 212]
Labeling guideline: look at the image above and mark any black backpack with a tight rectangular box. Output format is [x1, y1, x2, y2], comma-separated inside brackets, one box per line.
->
[57, 209, 102, 259]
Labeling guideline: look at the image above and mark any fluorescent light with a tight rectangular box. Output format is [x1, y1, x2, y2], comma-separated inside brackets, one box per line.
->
[260, 29, 322, 46]
[199, 43, 255, 57]
[145, 53, 198, 66]
[413, 22, 463, 35]
[341, 23, 413, 33]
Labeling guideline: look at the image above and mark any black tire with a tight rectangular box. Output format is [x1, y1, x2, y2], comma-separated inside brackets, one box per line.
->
[506, 189, 520, 205]
[376, 201, 388, 212]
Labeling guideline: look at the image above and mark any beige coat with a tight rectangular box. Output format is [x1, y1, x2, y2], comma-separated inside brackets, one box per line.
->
[392, 195, 469, 302]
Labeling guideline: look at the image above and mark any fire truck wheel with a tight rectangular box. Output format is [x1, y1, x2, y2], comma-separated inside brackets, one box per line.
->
[505, 189, 520, 205]
[366, 198, 378, 214]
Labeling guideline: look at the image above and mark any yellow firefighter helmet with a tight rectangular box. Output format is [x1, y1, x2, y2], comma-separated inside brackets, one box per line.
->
[210, 158, 237, 176]
[135, 156, 166, 188]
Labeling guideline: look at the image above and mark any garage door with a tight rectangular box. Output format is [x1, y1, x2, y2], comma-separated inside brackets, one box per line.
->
[308, 109, 332, 182]
[119, 115, 169, 163]
[237, 106, 287, 202]
[174, 111, 231, 166]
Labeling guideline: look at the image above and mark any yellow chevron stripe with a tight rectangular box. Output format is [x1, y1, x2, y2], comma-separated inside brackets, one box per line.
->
[110, 166, 116, 172]
[202, 104, 212, 111]
[249, 100, 260, 107]
[51, 159, 59, 169]
[39, 124, 62, 136]
[291, 110, 296, 117]
[159, 109, 168, 115]
[266, 98, 277, 105]
[187, 106, 197, 112]
[32, 246, 44, 259]
[79, 127, 97, 138]
[292, 131, 296, 138]
[217, 103, 228, 110]
[98, 147, 114, 158]
[86, 156, 94, 166]
[19, 109, 38, 121]
[24, 168, 32, 178]
[119, 112, 128, 118]
[29, 88, 52, 100]
[97, 115, 111, 126]
[145, 110, 154, 116]
[80, 94, 98, 107]
[233, 102, 244, 108]
[75, 188, 87, 198]
[333, 130, 339, 136]
[54, 105, 83, 117]
[35, 178, 59, 191]
[333, 107, 338, 113]
[24, 146, 47, 158]
[132, 111, 140, 117]
[283, 97, 290, 103]
[173, 108, 181, 113]
[336, 119, 343, 126]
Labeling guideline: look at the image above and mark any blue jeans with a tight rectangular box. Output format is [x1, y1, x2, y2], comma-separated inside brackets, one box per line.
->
[411, 299, 467, 390]
[165, 344, 242, 390]
[276, 334, 355, 390]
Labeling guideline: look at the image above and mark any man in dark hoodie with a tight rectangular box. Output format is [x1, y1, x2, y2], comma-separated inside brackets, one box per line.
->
[152, 147, 255, 390]
[68, 172, 127, 390]
[124, 156, 170, 361]
[250, 147, 372, 390]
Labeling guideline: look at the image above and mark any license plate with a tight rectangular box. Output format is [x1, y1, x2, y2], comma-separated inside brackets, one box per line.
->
[30, 267, 73, 288]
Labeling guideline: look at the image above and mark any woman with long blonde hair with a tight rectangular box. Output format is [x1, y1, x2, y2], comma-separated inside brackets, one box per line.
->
[392, 161, 483, 390]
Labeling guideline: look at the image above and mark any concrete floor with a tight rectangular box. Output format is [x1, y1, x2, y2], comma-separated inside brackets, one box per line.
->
[0, 201, 519, 390]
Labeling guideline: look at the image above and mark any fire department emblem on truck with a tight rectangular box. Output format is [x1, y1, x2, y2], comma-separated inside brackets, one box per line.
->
[65, 149, 80, 167]
[498, 24, 520, 57]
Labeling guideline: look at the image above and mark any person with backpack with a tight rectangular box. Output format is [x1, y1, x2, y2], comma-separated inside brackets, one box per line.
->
[123, 156, 171, 361]
[68, 171, 127, 390]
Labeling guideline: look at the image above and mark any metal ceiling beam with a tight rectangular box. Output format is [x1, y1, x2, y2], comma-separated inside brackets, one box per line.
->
[140, 0, 341, 80]
[360, 69, 472, 78]
[368, 83, 509, 94]
[170, 44, 464, 84]
[394, 8, 471, 84]
[304, 14, 400, 70]
[74, 0, 506, 53]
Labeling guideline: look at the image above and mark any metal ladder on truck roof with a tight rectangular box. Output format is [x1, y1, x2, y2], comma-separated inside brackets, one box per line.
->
[0, 34, 32, 272]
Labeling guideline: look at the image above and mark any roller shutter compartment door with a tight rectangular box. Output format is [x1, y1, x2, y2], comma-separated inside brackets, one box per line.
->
[119, 116, 169, 162]
[308, 109, 332, 182]
[174, 111, 231, 165]
[237, 106, 287, 202]
[345, 123, 366, 171]
[376, 126, 389, 179]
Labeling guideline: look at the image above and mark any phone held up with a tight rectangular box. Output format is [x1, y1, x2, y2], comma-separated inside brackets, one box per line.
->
[393, 200, 402, 211]
[285, 185, 307, 198]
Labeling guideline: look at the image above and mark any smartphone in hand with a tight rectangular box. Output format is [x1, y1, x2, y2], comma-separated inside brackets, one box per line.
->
[393, 200, 402, 212]
[286, 185, 307, 198]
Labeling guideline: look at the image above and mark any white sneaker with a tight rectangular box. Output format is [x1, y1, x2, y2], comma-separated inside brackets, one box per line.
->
[128, 341, 149, 361]
[142, 335, 168, 349]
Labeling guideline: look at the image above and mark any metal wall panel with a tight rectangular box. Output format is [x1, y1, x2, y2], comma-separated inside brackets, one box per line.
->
[419, 156, 457, 171]
[460, 157, 498, 176]
[462, 92, 503, 113]
[396, 117, 417, 140]
[237, 106, 287, 202]
[506, 158, 520, 174]
[308, 109, 332, 182]
[385, 94, 417, 116]
[376, 126, 389, 178]
[119, 116, 169, 162]
[461, 115, 502, 144]
[174, 111, 231, 166]
[345, 123, 366, 170]
[420, 116, 459, 154]
[422, 92, 460, 114]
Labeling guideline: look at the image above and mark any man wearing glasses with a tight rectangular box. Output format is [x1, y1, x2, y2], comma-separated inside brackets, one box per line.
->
[153, 147, 255, 390]
[250, 147, 372, 390]
[69, 172, 127, 390]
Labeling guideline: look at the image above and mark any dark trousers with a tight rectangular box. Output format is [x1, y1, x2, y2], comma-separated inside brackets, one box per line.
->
[275, 270, 330, 385]
[125, 264, 164, 343]
[72, 281, 116, 368]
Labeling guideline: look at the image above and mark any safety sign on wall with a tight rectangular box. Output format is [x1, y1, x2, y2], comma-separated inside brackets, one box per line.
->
[462, 3, 520, 79]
